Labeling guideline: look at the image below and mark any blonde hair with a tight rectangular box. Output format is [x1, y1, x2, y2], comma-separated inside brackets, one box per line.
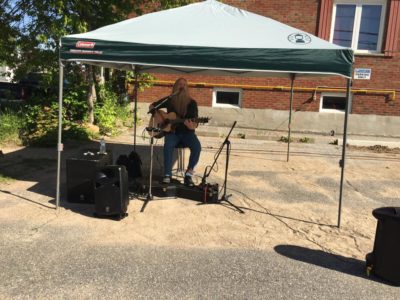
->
[171, 78, 191, 117]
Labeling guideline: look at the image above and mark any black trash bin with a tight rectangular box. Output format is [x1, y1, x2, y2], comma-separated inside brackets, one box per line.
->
[366, 207, 400, 285]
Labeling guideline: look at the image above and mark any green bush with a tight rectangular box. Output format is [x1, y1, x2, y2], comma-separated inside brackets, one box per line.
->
[21, 101, 94, 147]
[94, 83, 138, 135]
[115, 104, 136, 128]
[0, 108, 25, 146]
[94, 83, 118, 135]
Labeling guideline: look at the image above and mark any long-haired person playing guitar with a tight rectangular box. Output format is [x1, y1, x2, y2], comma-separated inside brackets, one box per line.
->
[149, 78, 201, 186]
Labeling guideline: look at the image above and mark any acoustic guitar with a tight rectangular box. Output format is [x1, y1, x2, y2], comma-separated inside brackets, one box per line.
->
[147, 110, 210, 138]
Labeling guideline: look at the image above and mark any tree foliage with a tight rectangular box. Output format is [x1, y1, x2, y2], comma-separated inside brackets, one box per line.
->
[0, 0, 194, 144]
[0, 0, 194, 82]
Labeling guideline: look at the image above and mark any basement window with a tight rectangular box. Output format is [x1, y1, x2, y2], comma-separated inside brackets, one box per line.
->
[212, 88, 242, 108]
[320, 93, 348, 113]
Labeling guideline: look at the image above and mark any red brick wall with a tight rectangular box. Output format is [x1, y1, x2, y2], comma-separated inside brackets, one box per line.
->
[136, 0, 400, 117]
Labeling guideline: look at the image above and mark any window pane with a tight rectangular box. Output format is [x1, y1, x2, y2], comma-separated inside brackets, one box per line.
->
[322, 96, 346, 111]
[216, 91, 239, 105]
[358, 5, 382, 50]
[333, 5, 356, 47]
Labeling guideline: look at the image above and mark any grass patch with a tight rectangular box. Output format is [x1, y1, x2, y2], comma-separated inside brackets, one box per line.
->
[237, 133, 246, 139]
[0, 174, 15, 184]
[298, 137, 314, 143]
[0, 109, 24, 146]
[278, 136, 293, 143]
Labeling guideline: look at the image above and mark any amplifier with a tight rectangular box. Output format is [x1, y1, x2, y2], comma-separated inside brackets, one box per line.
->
[177, 183, 219, 203]
[66, 149, 113, 203]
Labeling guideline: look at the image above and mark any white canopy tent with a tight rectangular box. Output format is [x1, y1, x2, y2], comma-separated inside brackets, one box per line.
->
[58, 0, 354, 226]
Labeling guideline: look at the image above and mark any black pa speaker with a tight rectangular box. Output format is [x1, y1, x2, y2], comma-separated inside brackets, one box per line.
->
[94, 165, 129, 220]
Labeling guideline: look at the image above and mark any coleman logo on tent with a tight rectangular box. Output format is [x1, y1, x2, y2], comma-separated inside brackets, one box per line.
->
[76, 41, 96, 49]
[288, 33, 311, 44]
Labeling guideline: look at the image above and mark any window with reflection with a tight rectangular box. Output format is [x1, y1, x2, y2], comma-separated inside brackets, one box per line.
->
[331, 1, 386, 53]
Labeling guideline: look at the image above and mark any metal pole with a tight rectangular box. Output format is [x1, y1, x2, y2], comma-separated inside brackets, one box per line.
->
[56, 60, 64, 209]
[133, 66, 139, 151]
[287, 74, 295, 162]
[338, 78, 352, 228]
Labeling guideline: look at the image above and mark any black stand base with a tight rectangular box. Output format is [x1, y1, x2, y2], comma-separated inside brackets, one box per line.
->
[217, 194, 245, 214]
[140, 193, 153, 212]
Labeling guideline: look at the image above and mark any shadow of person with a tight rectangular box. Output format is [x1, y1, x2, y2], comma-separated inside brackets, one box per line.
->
[274, 244, 389, 285]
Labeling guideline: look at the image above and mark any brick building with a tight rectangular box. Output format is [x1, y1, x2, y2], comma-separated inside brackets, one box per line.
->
[136, 0, 400, 136]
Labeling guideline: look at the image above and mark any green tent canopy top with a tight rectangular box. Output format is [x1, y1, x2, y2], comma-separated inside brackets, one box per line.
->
[60, 0, 354, 78]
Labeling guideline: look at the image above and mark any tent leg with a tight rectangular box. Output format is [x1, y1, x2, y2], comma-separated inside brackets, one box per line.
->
[287, 74, 295, 162]
[56, 61, 64, 210]
[338, 79, 352, 228]
[133, 66, 139, 151]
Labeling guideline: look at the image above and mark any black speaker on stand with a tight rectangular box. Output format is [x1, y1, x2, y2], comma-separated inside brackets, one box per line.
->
[94, 165, 129, 220]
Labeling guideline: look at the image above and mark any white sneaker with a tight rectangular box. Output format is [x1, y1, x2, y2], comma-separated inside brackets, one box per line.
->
[162, 176, 171, 184]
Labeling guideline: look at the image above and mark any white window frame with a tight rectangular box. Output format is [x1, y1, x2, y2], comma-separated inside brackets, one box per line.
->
[319, 92, 347, 113]
[212, 87, 242, 108]
[330, 0, 387, 54]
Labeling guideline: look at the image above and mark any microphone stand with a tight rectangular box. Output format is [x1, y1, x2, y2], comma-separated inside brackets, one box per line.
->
[141, 93, 175, 213]
[201, 121, 244, 214]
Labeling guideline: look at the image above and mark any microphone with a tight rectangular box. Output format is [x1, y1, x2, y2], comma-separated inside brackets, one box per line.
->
[147, 90, 181, 114]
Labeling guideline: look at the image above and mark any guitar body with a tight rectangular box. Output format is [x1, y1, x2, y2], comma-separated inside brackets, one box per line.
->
[148, 110, 210, 139]
[148, 110, 177, 138]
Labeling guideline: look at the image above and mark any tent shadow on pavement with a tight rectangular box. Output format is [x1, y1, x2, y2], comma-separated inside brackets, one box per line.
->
[274, 244, 391, 286]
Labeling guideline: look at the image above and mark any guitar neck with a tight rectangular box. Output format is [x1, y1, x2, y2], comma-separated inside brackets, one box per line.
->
[171, 118, 199, 124]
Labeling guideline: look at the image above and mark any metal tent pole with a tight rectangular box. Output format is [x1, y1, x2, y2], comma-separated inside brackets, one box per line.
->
[56, 60, 64, 209]
[133, 66, 139, 151]
[338, 78, 352, 228]
[287, 74, 296, 162]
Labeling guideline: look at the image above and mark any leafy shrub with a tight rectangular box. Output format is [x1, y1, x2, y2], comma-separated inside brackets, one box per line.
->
[0, 108, 25, 146]
[115, 103, 135, 128]
[21, 101, 93, 147]
[63, 87, 88, 123]
[94, 83, 119, 135]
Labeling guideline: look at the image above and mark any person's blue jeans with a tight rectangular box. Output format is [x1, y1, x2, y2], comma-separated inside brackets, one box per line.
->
[164, 132, 201, 177]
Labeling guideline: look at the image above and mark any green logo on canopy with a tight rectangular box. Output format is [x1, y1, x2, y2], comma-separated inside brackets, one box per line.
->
[288, 33, 311, 44]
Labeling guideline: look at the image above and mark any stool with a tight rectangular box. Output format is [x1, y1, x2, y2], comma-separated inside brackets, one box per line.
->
[174, 143, 187, 179]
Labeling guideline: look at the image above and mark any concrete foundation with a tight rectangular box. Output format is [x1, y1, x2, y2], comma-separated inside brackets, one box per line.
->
[136, 103, 400, 138]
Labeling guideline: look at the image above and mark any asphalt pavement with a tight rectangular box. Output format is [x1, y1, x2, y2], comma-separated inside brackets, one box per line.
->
[1, 238, 398, 299]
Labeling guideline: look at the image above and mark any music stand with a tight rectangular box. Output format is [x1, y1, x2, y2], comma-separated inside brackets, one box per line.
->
[201, 121, 244, 214]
